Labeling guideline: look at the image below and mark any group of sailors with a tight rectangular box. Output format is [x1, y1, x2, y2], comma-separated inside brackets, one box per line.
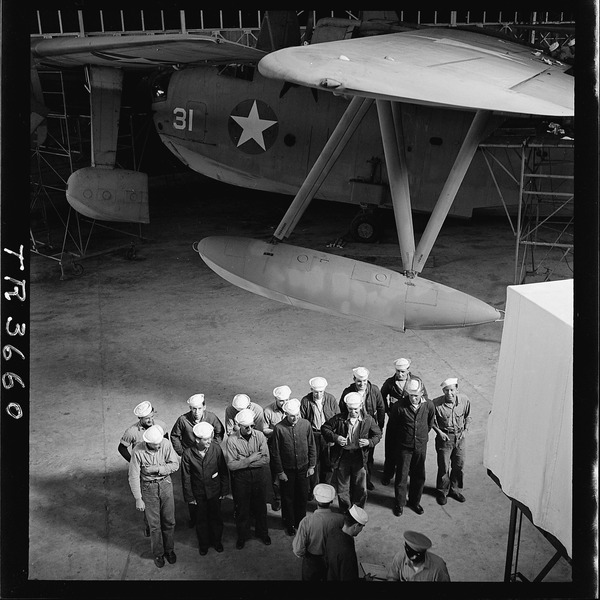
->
[119, 357, 471, 580]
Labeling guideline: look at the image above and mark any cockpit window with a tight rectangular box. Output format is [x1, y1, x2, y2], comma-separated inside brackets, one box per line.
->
[151, 71, 173, 102]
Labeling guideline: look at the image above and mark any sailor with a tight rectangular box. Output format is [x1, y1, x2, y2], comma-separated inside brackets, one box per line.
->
[263, 385, 292, 511]
[339, 367, 385, 490]
[432, 377, 471, 505]
[170, 393, 224, 527]
[224, 393, 266, 436]
[128, 424, 180, 568]
[386, 530, 450, 581]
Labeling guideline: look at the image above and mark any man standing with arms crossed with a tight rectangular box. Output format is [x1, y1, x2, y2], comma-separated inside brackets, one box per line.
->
[128, 424, 180, 568]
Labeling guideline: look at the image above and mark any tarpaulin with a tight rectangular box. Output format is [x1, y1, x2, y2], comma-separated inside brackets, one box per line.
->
[484, 279, 572, 556]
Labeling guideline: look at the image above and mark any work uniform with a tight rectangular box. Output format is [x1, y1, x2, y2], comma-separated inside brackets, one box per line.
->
[387, 396, 435, 509]
[128, 438, 180, 560]
[339, 381, 385, 488]
[270, 417, 316, 529]
[387, 548, 451, 581]
[380, 373, 427, 480]
[293, 507, 345, 581]
[171, 409, 224, 526]
[181, 441, 229, 552]
[225, 427, 270, 542]
[262, 400, 286, 508]
[324, 526, 360, 581]
[433, 392, 471, 497]
[321, 413, 382, 513]
[300, 391, 339, 491]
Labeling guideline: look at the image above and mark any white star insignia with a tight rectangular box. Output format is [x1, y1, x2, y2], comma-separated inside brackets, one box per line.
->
[231, 101, 277, 150]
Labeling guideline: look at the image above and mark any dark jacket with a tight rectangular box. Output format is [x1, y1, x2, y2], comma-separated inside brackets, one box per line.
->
[181, 442, 229, 503]
[380, 373, 429, 414]
[338, 382, 385, 430]
[271, 417, 317, 473]
[321, 413, 382, 469]
[386, 396, 435, 452]
[171, 410, 225, 455]
[300, 392, 340, 431]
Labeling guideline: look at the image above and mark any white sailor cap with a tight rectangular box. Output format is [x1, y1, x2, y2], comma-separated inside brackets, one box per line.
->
[406, 378, 423, 395]
[549, 41, 559, 52]
[567, 38, 575, 47]
[349, 504, 368, 525]
[232, 394, 251, 410]
[283, 398, 301, 415]
[309, 376, 328, 391]
[193, 421, 214, 439]
[344, 392, 362, 409]
[273, 385, 292, 401]
[133, 401, 153, 418]
[142, 424, 164, 444]
[441, 377, 458, 389]
[187, 394, 205, 408]
[235, 408, 254, 426]
[313, 483, 336, 504]
[394, 358, 411, 371]
[352, 366, 369, 379]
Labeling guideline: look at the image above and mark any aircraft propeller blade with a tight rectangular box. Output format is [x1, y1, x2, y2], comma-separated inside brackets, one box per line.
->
[196, 236, 502, 331]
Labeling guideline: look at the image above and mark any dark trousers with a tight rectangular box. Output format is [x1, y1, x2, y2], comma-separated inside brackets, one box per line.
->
[302, 552, 327, 581]
[280, 467, 309, 528]
[333, 450, 367, 513]
[268, 443, 281, 505]
[194, 495, 224, 551]
[181, 469, 197, 525]
[366, 445, 375, 485]
[382, 424, 396, 480]
[141, 478, 175, 558]
[394, 447, 426, 507]
[435, 433, 465, 495]
[231, 467, 268, 540]
[309, 431, 333, 492]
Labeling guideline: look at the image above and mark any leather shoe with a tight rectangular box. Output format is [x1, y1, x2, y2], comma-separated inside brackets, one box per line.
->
[449, 490, 466, 502]
[236, 538, 245, 550]
[393, 505, 403, 516]
[165, 551, 177, 564]
[271, 500, 281, 511]
[153, 555, 165, 568]
[286, 525, 296, 536]
[214, 543, 224, 553]
[381, 476, 391, 486]
[261, 535, 272, 546]
[409, 503, 424, 515]
[437, 494, 447, 505]
[366, 481, 374, 491]
[198, 547, 208, 556]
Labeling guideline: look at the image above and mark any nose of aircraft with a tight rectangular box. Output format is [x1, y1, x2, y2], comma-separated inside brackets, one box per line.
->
[196, 236, 502, 331]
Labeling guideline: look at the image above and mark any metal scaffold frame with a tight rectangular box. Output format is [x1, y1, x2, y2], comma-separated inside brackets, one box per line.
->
[30, 69, 151, 279]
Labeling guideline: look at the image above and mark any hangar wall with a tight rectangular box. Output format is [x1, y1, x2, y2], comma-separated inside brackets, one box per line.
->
[484, 279, 573, 556]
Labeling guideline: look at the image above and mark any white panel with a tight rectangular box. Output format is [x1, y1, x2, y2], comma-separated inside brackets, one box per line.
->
[484, 279, 573, 556]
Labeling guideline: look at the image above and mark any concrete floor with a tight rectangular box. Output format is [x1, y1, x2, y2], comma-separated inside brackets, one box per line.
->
[27, 176, 574, 590]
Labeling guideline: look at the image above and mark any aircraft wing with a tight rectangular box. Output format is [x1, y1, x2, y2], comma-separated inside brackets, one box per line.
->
[258, 27, 573, 116]
[31, 33, 267, 69]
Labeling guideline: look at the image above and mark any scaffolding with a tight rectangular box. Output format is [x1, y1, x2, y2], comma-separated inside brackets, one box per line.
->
[479, 132, 574, 285]
[30, 69, 150, 278]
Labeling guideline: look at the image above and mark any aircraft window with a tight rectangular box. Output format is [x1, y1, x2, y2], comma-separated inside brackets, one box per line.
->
[429, 137, 443, 146]
[218, 64, 255, 82]
[151, 72, 173, 102]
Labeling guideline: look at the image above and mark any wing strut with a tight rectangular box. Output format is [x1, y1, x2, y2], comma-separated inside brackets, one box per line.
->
[412, 109, 495, 273]
[376, 100, 415, 274]
[272, 96, 373, 241]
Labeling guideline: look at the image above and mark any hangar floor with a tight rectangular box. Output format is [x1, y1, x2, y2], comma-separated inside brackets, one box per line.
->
[29, 175, 573, 585]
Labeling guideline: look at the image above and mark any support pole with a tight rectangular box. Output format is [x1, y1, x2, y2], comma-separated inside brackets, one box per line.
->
[413, 109, 492, 273]
[273, 96, 372, 240]
[377, 100, 415, 273]
[504, 500, 519, 582]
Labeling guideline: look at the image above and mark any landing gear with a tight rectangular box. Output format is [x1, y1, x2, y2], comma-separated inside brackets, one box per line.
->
[350, 210, 385, 243]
